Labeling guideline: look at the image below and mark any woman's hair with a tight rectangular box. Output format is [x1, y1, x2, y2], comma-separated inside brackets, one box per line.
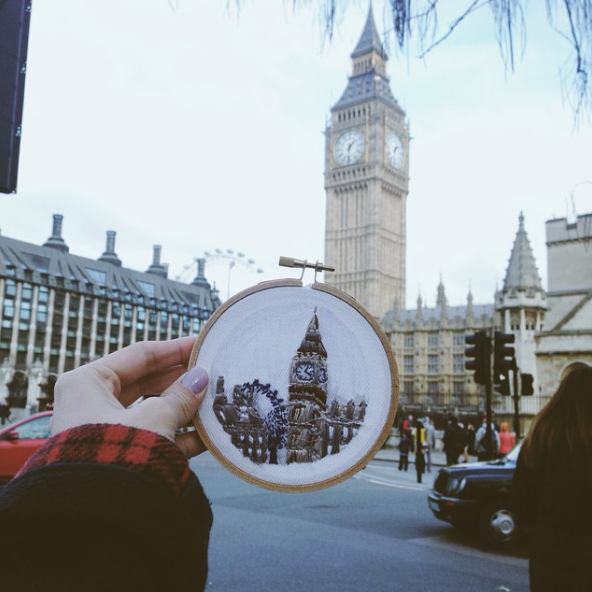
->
[521, 366, 592, 476]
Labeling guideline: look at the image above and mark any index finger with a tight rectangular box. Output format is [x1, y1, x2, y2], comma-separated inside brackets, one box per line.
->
[88, 337, 197, 389]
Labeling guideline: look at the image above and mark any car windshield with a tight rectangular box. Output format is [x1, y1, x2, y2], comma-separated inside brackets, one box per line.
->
[505, 442, 522, 463]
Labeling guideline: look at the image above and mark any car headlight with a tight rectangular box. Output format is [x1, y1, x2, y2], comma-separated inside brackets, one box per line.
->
[446, 476, 467, 495]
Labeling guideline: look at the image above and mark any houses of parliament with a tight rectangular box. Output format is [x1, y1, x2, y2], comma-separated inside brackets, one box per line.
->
[323, 6, 592, 426]
[1, 7, 591, 426]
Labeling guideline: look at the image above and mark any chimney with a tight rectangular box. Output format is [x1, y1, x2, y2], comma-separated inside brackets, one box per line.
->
[146, 244, 168, 278]
[98, 230, 122, 267]
[43, 214, 69, 252]
[191, 257, 210, 288]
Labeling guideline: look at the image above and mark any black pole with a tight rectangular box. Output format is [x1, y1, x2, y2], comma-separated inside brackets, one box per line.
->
[513, 366, 521, 441]
[484, 332, 493, 460]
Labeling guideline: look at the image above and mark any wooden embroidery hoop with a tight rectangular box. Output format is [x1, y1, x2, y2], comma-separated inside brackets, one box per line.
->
[190, 277, 398, 493]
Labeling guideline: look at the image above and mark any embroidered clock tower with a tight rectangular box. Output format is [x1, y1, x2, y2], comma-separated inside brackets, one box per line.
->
[324, 5, 409, 319]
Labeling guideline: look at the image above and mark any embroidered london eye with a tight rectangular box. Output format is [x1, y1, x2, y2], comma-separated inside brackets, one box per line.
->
[212, 311, 367, 465]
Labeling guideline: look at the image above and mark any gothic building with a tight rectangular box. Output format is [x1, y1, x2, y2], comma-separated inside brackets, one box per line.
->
[535, 212, 592, 392]
[381, 213, 549, 425]
[324, 5, 409, 320]
[324, 9, 592, 428]
[0, 214, 221, 412]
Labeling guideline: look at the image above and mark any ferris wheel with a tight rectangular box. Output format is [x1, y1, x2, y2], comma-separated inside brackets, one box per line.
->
[175, 249, 264, 299]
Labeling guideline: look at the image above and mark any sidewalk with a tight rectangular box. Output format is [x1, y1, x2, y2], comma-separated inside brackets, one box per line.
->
[373, 445, 448, 469]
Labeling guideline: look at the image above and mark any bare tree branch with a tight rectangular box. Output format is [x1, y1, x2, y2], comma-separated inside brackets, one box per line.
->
[223, 0, 592, 121]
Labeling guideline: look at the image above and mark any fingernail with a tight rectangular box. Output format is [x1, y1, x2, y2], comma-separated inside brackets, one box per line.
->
[181, 366, 209, 395]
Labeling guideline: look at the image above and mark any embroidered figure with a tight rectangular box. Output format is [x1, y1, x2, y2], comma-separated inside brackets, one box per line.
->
[212, 310, 366, 465]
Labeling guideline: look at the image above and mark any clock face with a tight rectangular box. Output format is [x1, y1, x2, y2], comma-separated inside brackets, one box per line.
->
[386, 132, 404, 169]
[318, 368, 327, 383]
[334, 129, 365, 166]
[295, 362, 315, 381]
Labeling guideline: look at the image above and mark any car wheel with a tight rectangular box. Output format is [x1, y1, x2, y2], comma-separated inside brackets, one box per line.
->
[480, 503, 520, 548]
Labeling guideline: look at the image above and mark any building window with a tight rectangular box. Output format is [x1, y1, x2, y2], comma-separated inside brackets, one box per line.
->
[428, 333, 439, 348]
[403, 355, 414, 374]
[4, 279, 16, 297]
[404, 334, 414, 348]
[453, 333, 465, 347]
[453, 382, 464, 397]
[428, 354, 439, 374]
[403, 381, 414, 396]
[427, 382, 439, 396]
[453, 354, 465, 374]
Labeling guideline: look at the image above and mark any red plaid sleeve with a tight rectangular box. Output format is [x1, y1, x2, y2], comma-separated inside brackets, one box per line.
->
[17, 424, 191, 496]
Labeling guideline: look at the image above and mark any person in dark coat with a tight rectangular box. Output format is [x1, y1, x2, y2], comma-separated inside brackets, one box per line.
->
[0, 337, 212, 592]
[512, 367, 592, 592]
[414, 420, 426, 483]
[398, 430, 412, 471]
[442, 415, 465, 466]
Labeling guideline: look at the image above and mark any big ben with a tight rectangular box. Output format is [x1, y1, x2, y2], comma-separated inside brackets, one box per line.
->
[324, 5, 409, 319]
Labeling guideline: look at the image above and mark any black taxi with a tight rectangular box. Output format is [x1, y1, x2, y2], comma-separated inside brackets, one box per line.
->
[427, 444, 522, 548]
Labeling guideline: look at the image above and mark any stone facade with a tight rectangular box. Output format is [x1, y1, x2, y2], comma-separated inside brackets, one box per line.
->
[535, 212, 592, 397]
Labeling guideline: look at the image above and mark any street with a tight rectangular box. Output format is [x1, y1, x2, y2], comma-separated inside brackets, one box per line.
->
[191, 453, 529, 592]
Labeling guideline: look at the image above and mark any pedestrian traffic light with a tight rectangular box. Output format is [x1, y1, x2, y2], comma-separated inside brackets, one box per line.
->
[493, 331, 515, 384]
[494, 372, 511, 396]
[521, 373, 534, 396]
[465, 331, 489, 385]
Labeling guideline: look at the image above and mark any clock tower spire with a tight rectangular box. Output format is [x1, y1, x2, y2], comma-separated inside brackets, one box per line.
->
[324, 5, 409, 319]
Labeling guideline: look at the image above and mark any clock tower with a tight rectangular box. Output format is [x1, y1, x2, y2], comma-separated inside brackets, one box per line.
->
[324, 5, 409, 319]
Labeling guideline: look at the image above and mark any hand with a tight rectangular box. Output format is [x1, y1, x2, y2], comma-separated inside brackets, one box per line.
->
[50, 336, 209, 458]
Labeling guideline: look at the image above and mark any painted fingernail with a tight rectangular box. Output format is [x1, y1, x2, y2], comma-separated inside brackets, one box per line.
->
[181, 366, 209, 395]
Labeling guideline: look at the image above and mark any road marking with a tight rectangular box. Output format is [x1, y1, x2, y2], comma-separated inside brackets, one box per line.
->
[353, 474, 428, 491]
[409, 534, 528, 567]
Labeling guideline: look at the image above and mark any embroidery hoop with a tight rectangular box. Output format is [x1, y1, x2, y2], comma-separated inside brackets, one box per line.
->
[190, 278, 398, 492]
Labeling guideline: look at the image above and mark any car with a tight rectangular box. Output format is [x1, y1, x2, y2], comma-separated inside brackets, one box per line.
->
[427, 443, 522, 548]
[0, 411, 53, 487]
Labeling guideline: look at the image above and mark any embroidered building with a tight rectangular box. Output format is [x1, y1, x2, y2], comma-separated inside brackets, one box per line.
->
[287, 313, 329, 463]
[0, 214, 221, 413]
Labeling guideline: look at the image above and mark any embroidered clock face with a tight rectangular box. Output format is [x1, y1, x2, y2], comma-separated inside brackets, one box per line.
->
[386, 131, 404, 169]
[334, 128, 365, 166]
[189, 279, 398, 493]
[295, 362, 315, 381]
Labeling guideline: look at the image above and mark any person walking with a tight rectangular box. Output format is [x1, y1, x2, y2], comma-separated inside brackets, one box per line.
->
[443, 415, 465, 466]
[465, 422, 476, 460]
[413, 420, 427, 483]
[497, 421, 515, 457]
[422, 416, 437, 472]
[398, 430, 412, 471]
[475, 418, 499, 461]
[512, 367, 592, 591]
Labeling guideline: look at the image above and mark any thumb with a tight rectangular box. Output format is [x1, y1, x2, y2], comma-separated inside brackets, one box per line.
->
[156, 366, 209, 435]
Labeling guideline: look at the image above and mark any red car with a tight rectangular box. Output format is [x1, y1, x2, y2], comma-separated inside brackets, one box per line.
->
[0, 411, 53, 486]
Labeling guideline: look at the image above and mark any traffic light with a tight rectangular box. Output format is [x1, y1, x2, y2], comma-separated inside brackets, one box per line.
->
[465, 331, 489, 385]
[493, 331, 515, 384]
[494, 372, 511, 396]
[521, 373, 534, 396]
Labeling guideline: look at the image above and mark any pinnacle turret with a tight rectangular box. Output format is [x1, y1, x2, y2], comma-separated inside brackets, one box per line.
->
[502, 213, 543, 293]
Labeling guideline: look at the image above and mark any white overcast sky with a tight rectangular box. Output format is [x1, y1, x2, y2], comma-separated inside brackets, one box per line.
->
[1, 0, 591, 309]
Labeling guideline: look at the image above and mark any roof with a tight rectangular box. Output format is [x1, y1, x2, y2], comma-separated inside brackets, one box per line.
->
[503, 213, 543, 293]
[351, 4, 387, 60]
[0, 233, 221, 312]
[382, 302, 496, 327]
[331, 4, 403, 113]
